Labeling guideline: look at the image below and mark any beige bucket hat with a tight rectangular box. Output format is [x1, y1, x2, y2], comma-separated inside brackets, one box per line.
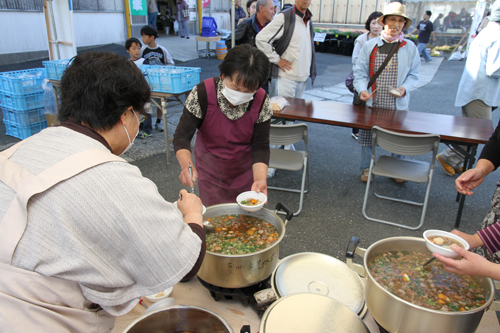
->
[377, 2, 413, 31]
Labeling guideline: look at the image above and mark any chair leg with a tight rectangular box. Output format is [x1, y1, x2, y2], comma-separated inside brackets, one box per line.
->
[362, 163, 432, 230]
[276, 158, 308, 216]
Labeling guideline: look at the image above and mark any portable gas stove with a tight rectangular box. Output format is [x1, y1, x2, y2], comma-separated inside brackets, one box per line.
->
[197, 276, 276, 317]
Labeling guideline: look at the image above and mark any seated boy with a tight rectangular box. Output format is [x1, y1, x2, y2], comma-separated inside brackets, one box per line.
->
[126, 37, 153, 138]
[140, 25, 175, 132]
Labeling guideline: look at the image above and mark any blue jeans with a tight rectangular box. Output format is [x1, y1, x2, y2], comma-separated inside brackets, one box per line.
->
[418, 43, 432, 62]
[148, 12, 157, 28]
[139, 116, 152, 135]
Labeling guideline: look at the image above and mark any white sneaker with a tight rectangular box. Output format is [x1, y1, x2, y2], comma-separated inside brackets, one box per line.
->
[267, 168, 276, 178]
[284, 144, 295, 151]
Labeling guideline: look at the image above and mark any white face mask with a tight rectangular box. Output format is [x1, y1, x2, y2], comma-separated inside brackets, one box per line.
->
[221, 80, 255, 106]
[120, 110, 140, 156]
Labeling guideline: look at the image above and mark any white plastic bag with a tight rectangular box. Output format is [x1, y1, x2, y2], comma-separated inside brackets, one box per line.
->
[270, 96, 290, 112]
[41, 79, 57, 115]
[448, 46, 465, 61]
[173, 20, 179, 33]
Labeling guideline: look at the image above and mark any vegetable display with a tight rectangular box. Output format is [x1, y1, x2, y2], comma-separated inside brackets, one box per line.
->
[368, 250, 486, 312]
[206, 214, 279, 255]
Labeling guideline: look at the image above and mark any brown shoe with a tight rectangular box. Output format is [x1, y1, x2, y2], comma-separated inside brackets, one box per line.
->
[437, 155, 455, 176]
[454, 167, 463, 174]
[361, 169, 372, 182]
[394, 178, 407, 183]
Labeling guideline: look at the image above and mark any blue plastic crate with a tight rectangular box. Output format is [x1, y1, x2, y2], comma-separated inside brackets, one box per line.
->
[2, 106, 46, 126]
[0, 91, 44, 111]
[202, 17, 217, 37]
[42, 59, 72, 80]
[4, 119, 47, 140]
[0, 68, 45, 95]
[143, 66, 201, 94]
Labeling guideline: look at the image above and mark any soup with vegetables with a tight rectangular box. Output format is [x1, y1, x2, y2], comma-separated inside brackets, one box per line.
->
[206, 214, 279, 255]
[240, 198, 262, 206]
[428, 236, 464, 249]
[368, 250, 487, 312]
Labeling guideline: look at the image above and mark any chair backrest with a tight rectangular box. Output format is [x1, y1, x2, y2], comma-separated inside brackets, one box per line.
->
[270, 123, 308, 149]
[372, 126, 440, 157]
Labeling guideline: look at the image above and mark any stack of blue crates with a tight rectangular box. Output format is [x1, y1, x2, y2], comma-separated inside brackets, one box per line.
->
[42, 59, 72, 80]
[0, 68, 47, 139]
[140, 66, 201, 94]
[201, 17, 217, 37]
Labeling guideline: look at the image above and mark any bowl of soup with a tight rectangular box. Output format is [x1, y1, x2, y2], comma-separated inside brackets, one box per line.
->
[237, 191, 266, 212]
[144, 286, 173, 302]
[423, 229, 469, 258]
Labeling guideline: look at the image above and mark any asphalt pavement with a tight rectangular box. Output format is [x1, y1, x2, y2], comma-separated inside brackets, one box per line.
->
[1, 36, 500, 270]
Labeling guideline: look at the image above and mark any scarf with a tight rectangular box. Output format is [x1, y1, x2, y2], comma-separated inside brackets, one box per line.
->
[381, 30, 404, 43]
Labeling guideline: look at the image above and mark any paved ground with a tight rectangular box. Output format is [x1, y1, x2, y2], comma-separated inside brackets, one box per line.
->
[1, 35, 500, 276]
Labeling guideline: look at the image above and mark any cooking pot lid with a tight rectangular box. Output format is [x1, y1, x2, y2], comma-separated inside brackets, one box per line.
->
[273, 252, 365, 314]
[260, 293, 369, 333]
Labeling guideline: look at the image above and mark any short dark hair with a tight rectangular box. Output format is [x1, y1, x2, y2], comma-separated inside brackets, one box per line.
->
[365, 11, 383, 30]
[282, 3, 293, 11]
[140, 25, 158, 39]
[58, 52, 151, 131]
[218, 44, 270, 91]
[125, 37, 142, 50]
[426, 10, 432, 17]
[246, 0, 256, 11]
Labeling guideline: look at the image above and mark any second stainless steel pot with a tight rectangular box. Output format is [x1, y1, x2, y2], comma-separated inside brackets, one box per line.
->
[198, 203, 293, 288]
[346, 236, 495, 333]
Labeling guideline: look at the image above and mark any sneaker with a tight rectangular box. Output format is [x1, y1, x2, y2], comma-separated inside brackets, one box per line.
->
[186, 37, 190, 39]
[267, 168, 276, 178]
[138, 132, 152, 139]
[437, 155, 455, 176]
[455, 167, 464, 174]
[181, 36, 185, 38]
[393, 178, 407, 183]
[155, 122, 164, 132]
[136, 131, 144, 138]
[361, 169, 370, 182]
[351, 133, 359, 140]
[426, 59, 433, 63]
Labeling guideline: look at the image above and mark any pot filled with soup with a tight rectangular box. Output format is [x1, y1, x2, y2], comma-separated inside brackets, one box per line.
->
[346, 236, 495, 333]
[197, 203, 293, 288]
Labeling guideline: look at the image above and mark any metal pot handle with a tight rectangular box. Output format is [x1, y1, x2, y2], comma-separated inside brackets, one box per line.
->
[275, 202, 293, 225]
[345, 236, 367, 277]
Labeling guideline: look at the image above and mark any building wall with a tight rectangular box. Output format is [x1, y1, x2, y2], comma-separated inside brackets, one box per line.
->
[0, 10, 126, 64]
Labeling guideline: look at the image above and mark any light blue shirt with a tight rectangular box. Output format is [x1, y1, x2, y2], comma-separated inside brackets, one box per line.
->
[353, 36, 420, 110]
[455, 21, 500, 107]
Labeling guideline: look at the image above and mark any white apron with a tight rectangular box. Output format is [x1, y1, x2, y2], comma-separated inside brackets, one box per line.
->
[0, 140, 125, 332]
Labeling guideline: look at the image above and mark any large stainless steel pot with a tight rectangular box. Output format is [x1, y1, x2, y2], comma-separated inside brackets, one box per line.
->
[346, 236, 496, 333]
[198, 203, 293, 288]
[124, 305, 233, 333]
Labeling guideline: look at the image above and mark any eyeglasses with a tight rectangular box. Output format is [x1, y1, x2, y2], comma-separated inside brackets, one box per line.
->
[131, 108, 147, 123]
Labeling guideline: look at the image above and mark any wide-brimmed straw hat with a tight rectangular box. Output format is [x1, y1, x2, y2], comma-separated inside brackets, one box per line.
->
[377, 2, 413, 31]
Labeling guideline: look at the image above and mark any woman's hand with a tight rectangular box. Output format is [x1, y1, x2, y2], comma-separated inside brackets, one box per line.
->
[179, 163, 198, 188]
[450, 230, 484, 249]
[177, 189, 203, 227]
[360, 90, 371, 101]
[434, 245, 498, 279]
[251, 180, 268, 202]
[390, 87, 406, 97]
[455, 168, 486, 196]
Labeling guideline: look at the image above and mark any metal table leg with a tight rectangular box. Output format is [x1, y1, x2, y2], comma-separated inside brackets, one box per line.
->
[160, 97, 170, 164]
[454, 144, 477, 228]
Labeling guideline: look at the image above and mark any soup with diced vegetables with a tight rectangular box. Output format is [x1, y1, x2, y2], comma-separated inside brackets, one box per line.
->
[206, 214, 279, 255]
[368, 250, 487, 312]
[428, 236, 464, 249]
[240, 198, 262, 206]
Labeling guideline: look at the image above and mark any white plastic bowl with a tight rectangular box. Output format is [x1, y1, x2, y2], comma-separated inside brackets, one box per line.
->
[145, 286, 173, 302]
[423, 229, 469, 258]
[237, 191, 267, 212]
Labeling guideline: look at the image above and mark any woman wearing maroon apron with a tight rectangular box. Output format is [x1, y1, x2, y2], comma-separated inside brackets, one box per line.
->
[174, 44, 272, 206]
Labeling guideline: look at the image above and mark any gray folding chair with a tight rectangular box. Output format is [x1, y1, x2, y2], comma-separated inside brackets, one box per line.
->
[268, 123, 309, 216]
[362, 126, 440, 230]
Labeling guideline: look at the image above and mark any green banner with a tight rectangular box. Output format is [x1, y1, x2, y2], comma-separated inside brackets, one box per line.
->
[130, 0, 147, 15]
